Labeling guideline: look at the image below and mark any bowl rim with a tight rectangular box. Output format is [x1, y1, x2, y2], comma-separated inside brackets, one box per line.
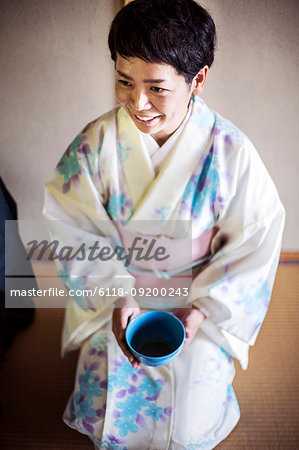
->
[125, 310, 186, 360]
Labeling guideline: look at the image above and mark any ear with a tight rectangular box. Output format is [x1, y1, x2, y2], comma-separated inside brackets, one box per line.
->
[191, 65, 209, 95]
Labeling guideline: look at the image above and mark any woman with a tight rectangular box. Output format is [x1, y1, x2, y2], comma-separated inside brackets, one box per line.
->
[43, 1, 285, 448]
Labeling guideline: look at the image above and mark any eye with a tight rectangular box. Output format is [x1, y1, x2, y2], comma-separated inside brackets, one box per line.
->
[117, 79, 132, 87]
[150, 86, 165, 93]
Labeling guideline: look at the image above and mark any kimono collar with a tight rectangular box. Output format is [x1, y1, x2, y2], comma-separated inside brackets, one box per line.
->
[116, 96, 216, 233]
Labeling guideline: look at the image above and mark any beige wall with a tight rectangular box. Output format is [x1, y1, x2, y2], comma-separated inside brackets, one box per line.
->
[199, 0, 299, 250]
[1, 0, 298, 249]
[1, 0, 121, 219]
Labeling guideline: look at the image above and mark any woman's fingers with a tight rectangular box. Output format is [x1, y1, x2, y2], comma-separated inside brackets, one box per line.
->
[112, 307, 129, 345]
[117, 332, 134, 362]
[116, 331, 141, 369]
[173, 306, 206, 349]
[112, 304, 141, 368]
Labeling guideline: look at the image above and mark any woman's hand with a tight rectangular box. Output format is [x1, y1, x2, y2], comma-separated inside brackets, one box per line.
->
[173, 305, 206, 350]
[112, 295, 141, 369]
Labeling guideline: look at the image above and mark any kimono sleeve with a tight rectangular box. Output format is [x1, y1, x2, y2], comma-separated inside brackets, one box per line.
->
[192, 139, 285, 369]
[43, 121, 134, 354]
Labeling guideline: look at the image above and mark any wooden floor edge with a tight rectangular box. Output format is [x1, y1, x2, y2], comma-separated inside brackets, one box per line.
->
[279, 252, 299, 263]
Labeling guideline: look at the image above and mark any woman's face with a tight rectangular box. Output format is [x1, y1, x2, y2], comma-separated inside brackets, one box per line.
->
[115, 55, 199, 146]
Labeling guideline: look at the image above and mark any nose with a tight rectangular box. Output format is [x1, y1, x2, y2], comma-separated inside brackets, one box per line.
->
[130, 87, 151, 110]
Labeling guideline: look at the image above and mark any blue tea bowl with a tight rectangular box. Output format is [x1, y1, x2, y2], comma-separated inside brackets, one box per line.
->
[125, 311, 186, 367]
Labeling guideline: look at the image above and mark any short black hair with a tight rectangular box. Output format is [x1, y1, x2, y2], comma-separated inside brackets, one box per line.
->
[108, 0, 216, 85]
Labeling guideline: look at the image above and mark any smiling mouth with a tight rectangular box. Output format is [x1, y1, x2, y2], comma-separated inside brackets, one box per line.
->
[134, 114, 161, 125]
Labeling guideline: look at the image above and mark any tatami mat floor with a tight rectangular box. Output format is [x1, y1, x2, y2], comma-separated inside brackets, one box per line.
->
[0, 263, 298, 449]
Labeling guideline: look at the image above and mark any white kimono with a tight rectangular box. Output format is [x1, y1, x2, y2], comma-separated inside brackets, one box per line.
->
[43, 95, 285, 449]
